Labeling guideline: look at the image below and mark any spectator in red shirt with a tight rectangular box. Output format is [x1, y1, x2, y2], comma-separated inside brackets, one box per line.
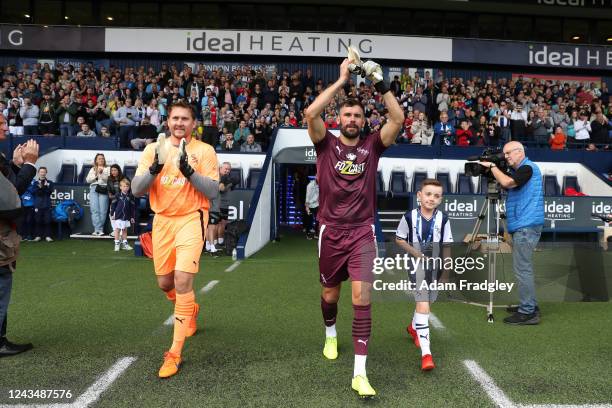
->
[455, 120, 472, 146]
[549, 126, 567, 150]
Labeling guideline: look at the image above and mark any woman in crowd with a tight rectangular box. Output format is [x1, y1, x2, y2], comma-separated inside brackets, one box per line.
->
[85, 153, 110, 236]
[410, 112, 434, 145]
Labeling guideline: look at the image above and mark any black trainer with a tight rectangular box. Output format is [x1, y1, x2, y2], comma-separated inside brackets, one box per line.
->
[0, 338, 33, 357]
[506, 305, 540, 315]
[503, 312, 540, 325]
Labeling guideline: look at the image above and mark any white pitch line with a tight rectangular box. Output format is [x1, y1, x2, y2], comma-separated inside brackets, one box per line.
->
[71, 357, 137, 407]
[199, 280, 219, 294]
[463, 359, 516, 408]
[464, 360, 612, 408]
[225, 261, 241, 272]
[0, 357, 137, 408]
[164, 281, 220, 325]
[429, 312, 445, 330]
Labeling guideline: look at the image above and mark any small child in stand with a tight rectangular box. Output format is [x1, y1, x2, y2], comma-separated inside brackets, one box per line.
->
[110, 178, 135, 251]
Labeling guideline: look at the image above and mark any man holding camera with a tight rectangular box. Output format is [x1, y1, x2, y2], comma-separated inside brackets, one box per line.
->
[478, 141, 544, 325]
[0, 140, 39, 356]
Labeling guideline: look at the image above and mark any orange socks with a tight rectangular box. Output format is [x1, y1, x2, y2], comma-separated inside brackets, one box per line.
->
[169, 291, 195, 356]
[165, 288, 176, 303]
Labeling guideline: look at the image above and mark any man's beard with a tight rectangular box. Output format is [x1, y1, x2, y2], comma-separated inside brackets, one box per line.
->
[340, 124, 360, 139]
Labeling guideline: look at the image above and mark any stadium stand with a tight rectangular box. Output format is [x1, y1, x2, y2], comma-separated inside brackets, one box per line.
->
[56, 159, 77, 184]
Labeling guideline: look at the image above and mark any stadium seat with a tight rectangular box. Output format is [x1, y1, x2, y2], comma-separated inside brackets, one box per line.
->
[456, 173, 475, 194]
[246, 164, 262, 189]
[56, 160, 77, 184]
[376, 171, 386, 196]
[411, 167, 428, 192]
[562, 170, 581, 193]
[230, 167, 244, 188]
[78, 160, 94, 184]
[390, 166, 408, 197]
[478, 176, 488, 194]
[123, 160, 138, 181]
[436, 168, 452, 194]
[544, 170, 560, 196]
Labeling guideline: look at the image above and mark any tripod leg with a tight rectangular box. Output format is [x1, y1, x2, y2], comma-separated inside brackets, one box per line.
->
[466, 201, 487, 258]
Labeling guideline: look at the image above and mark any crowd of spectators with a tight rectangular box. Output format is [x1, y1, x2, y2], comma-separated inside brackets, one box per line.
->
[0, 62, 610, 152]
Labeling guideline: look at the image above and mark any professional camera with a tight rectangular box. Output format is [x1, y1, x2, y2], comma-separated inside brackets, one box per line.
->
[464, 148, 508, 178]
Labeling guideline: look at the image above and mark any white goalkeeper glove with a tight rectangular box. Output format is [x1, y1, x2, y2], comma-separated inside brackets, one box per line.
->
[347, 45, 363, 76]
[156, 133, 171, 165]
[361, 60, 383, 84]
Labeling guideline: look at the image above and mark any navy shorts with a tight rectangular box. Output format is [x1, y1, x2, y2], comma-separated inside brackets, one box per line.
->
[318, 224, 377, 288]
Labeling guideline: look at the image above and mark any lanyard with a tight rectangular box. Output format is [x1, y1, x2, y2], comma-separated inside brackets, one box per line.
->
[416, 209, 437, 246]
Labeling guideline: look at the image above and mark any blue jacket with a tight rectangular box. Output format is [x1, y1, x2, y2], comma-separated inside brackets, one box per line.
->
[434, 122, 456, 145]
[110, 192, 135, 221]
[32, 178, 54, 209]
[21, 180, 36, 208]
[505, 157, 544, 233]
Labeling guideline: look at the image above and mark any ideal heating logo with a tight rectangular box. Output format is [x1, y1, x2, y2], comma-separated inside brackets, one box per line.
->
[544, 200, 575, 221]
[528, 45, 612, 68]
[304, 147, 317, 163]
[591, 201, 612, 220]
[444, 199, 479, 220]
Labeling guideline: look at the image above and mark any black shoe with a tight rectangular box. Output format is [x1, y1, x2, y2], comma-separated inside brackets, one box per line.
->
[503, 312, 540, 325]
[0, 338, 33, 357]
[506, 305, 540, 315]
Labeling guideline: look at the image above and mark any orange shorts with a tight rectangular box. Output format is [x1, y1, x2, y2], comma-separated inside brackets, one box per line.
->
[152, 210, 208, 275]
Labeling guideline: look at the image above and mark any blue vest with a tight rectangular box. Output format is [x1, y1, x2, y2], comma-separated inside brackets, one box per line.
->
[505, 157, 544, 233]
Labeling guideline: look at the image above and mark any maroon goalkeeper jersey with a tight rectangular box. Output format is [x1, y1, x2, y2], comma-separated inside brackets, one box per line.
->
[314, 130, 387, 227]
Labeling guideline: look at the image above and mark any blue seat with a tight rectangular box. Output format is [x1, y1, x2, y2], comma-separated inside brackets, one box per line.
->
[78, 164, 93, 184]
[123, 165, 137, 181]
[436, 172, 452, 194]
[57, 162, 77, 184]
[544, 175, 560, 196]
[230, 168, 244, 188]
[562, 175, 580, 193]
[411, 171, 427, 192]
[247, 168, 261, 189]
[390, 171, 408, 196]
[456, 173, 474, 194]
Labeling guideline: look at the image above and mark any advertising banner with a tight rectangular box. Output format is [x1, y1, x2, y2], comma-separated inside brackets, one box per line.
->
[49, 185, 253, 236]
[105, 28, 453, 61]
[0, 25, 104, 52]
[453, 38, 612, 71]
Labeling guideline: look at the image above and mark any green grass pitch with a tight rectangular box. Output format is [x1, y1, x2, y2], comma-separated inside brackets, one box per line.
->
[1, 234, 611, 407]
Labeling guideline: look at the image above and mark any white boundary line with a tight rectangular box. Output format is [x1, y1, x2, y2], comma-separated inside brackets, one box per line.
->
[0, 357, 137, 408]
[164, 280, 220, 326]
[225, 261, 241, 272]
[429, 313, 446, 330]
[199, 280, 219, 294]
[464, 360, 612, 408]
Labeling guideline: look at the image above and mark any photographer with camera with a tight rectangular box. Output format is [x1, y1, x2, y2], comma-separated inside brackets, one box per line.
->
[0, 139, 39, 356]
[477, 141, 544, 325]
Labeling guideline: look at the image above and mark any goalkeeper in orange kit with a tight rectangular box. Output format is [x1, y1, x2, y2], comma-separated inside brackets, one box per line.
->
[132, 101, 219, 378]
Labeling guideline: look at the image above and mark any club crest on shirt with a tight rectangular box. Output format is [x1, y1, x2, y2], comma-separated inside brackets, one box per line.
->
[346, 152, 356, 161]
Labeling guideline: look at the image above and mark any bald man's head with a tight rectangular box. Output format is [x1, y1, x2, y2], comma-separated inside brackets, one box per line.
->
[503, 141, 526, 169]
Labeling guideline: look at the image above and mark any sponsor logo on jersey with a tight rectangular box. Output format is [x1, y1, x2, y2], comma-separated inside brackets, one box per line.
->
[160, 175, 187, 186]
[334, 160, 365, 175]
